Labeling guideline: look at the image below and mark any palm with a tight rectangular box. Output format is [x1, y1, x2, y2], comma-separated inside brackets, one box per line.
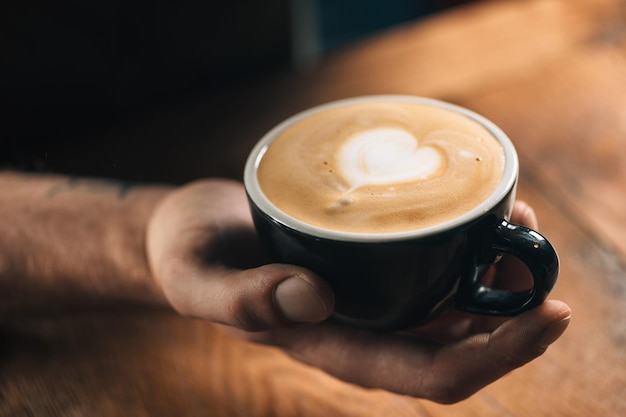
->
[148, 179, 570, 403]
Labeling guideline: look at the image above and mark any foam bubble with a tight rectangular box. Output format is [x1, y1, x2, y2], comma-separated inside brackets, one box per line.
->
[337, 128, 442, 189]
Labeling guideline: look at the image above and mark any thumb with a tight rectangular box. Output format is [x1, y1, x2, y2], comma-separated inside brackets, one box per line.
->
[161, 262, 335, 331]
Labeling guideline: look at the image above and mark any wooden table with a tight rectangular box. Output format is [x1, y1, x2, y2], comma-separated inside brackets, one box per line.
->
[3, 0, 626, 415]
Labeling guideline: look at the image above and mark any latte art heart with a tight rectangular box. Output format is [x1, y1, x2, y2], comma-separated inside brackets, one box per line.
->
[337, 128, 442, 189]
[255, 101, 505, 233]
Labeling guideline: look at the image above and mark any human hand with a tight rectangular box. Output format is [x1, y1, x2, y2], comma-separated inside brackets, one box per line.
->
[147, 179, 571, 403]
[147, 179, 335, 329]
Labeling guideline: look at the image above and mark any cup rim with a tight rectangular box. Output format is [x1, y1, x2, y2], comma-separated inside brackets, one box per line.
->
[244, 95, 518, 243]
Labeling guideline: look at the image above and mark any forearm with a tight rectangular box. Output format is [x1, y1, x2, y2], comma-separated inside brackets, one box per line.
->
[0, 171, 173, 314]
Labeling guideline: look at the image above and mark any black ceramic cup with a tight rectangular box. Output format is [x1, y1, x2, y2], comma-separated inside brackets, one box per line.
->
[244, 96, 559, 331]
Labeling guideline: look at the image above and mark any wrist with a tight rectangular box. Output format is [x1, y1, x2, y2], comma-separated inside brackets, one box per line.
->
[0, 171, 175, 313]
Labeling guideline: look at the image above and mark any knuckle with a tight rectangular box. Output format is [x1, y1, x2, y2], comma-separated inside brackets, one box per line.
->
[225, 268, 282, 332]
[227, 295, 269, 332]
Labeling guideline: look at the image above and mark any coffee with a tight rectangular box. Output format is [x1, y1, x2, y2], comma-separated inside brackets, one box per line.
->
[246, 96, 558, 329]
[257, 100, 505, 234]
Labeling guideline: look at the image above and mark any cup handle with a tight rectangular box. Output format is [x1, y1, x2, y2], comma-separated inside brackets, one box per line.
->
[456, 219, 559, 316]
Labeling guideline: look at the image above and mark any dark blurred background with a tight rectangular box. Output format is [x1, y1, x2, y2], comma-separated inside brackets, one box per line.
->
[1, 0, 475, 182]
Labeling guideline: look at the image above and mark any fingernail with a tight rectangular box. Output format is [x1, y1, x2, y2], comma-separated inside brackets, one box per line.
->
[275, 275, 330, 323]
[538, 315, 571, 347]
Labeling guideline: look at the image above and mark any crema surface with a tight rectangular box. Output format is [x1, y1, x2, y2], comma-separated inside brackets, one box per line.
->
[257, 102, 505, 234]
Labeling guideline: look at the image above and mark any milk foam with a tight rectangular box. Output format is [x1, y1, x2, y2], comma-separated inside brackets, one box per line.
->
[337, 128, 442, 190]
[256, 101, 505, 234]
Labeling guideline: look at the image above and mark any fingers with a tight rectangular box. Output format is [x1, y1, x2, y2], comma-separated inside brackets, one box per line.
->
[165, 262, 335, 330]
[251, 300, 570, 403]
[416, 300, 571, 403]
[511, 200, 538, 229]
